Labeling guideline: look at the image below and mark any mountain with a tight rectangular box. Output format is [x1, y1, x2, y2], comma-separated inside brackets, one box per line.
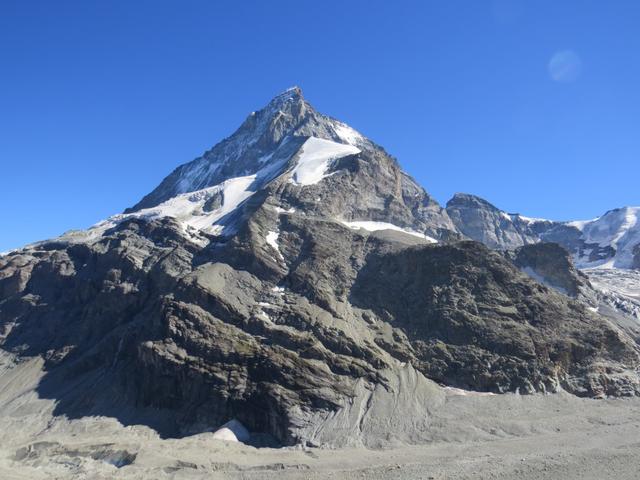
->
[568, 207, 640, 269]
[446, 193, 640, 332]
[122, 86, 457, 242]
[445, 193, 546, 250]
[446, 193, 640, 270]
[1, 88, 639, 448]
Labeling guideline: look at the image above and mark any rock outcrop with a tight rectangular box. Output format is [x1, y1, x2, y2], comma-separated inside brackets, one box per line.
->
[509, 242, 590, 297]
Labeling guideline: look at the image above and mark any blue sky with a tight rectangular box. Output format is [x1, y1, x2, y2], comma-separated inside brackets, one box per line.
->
[1, 1, 639, 251]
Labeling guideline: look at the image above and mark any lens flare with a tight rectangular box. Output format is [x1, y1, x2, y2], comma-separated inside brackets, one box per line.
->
[548, 50, 582, 83]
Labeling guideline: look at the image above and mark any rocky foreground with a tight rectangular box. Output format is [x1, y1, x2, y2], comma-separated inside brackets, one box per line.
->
[1, 351, 639, 479]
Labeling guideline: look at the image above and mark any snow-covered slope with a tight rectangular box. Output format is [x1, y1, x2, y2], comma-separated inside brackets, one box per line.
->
[63, 137, 358, 243]
[586, 268, 640, 320]
[341, 220, 438, 243]
[290, 137, 360, 185]
[119, 175, 257, 239]
[569, 207, 640, 269]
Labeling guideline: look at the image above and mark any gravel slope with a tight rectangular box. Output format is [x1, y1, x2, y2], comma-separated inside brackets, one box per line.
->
[1, 351, 639, 479]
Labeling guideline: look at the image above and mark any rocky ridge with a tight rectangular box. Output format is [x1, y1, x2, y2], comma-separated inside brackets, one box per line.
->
[446, 193, 640, 270]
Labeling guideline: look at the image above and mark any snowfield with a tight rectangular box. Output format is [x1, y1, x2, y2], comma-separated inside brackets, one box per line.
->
[341, 220, 438, 243]
[290, 137, 360, 185]
[137, 174, 257, 233]
[584, 267, 640, 320]
[332, 121, 365, 146]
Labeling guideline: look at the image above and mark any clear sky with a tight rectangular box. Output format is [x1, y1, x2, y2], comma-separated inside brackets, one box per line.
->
[1, 1, 639, 251]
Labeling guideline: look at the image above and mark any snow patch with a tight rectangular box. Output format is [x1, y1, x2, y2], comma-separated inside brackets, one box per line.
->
[341, 220, 438, 243]
[512, 214, 550, 224]
[271, 286, 285, 295]
[443, 386, 496, 397]
[290, 137, 360, 186]
[274, 206, 296, 214]
[499, 212, 550, 225]
[332, 122, 364, 146]
[125, 174, 256, 238]
[266, 230, 283, 260]
[57, 219, 121, 246]
[211, 419, 250, 443]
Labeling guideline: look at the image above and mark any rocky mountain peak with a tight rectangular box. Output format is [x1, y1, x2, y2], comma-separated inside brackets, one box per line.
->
[117, 89, 458, 242]
[239, 86, 310, 143]
[447, 191, 640, 271]
[126, 88, 368, 212]
[567, 205, 640, 269]
[265, 85, 304, 107]
[446, 192, 500, 210]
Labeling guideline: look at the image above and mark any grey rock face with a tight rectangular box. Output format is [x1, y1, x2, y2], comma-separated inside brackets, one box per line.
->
[510, 243, 590, 297]
[446, 194, 640, 271]
[445, 193, 544, 250]
[1, 89, 639, 448]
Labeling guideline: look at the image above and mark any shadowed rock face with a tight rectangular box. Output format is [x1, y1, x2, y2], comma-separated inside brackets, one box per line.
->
[350, 241, 639, 396]
[510, 242, 590, 297]
[1, 89, 640, 447]
[0, 218, 363, 444]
